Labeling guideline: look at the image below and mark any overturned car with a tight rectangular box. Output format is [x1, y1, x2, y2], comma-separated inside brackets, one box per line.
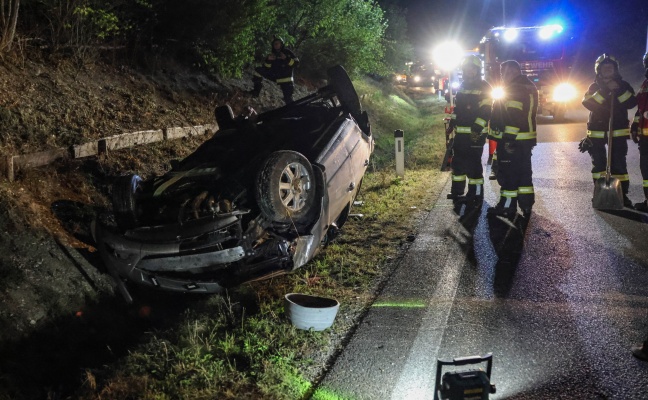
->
[93, 65, 374, 303]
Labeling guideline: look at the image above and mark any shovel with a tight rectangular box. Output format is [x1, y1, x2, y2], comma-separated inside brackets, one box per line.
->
[592, 90, 624, 210]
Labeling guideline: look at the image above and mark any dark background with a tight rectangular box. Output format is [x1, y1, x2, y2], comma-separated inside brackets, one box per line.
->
[397, 0, 648, 86]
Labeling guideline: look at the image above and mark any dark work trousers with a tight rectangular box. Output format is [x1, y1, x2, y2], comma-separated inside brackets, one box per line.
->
[253, 67, 294, 104]
[496, 141, 535, 210]
[588, 136, 629, 194]
[639, 137, 648, 199]
[451, 133, 486, 197]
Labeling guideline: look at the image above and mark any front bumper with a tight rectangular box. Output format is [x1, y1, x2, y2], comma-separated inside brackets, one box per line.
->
[92, 215, 247, 301]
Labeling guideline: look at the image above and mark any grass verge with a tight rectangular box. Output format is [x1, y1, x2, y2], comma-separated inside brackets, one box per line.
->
[76, 80, 450, 399]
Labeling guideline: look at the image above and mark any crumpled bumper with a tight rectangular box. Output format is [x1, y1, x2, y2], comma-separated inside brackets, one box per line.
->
[92, 217, 246, 301]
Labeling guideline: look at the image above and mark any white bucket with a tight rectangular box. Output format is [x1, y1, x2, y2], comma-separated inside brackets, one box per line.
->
[284, 293, 340, 331]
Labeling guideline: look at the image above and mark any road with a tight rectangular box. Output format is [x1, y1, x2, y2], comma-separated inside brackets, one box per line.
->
[314, 107, 648, 399]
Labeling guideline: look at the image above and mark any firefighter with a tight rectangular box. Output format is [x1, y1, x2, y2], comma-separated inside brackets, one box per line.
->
[582, 54, 637, 208]
[488, 60, 538, 219]
[251, 37, 300, 104]
[447, 55, 492, 208]
[631, 52, 648, 211]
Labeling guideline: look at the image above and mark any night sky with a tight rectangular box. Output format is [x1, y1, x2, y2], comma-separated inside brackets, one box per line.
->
[398, 0, 648, 86]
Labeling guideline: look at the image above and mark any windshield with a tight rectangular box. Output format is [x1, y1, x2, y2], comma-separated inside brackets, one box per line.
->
[494, 30, 565, 62]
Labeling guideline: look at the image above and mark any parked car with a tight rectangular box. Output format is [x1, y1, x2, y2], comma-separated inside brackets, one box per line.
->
[92, 65, 374, 303]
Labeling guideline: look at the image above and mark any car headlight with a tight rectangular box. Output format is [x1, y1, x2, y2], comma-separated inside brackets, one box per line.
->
[553, 83, 577, 102]
[491, 86, 505, 100]
[414, 75, 421, 82]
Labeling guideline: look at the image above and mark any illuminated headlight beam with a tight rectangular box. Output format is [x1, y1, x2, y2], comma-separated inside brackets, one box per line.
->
[492, 86, 505, 100]
[553, 83, 577, 102]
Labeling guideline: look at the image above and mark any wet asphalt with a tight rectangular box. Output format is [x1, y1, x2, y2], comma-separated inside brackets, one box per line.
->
[314, 110, 648, 399]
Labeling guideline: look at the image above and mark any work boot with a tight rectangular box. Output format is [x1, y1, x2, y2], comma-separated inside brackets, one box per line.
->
[489, 169, 497, 180]
[467, 196, 484, 209]
[623, 195, 634, 209]
[521, 207, 532, 219]
[632, 341, 648, 362]
[447, 193, 467, 204]
[635, 200, 648, 212]
[487, 205, 516, 219]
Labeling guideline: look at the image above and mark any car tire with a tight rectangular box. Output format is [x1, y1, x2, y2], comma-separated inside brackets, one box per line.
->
[327, 65, 362, 120]
[112, 174, 142, 231]
[256, 151, 318, 225]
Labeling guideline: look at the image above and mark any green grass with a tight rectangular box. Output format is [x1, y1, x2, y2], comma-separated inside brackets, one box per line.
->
[77, 78, 450, 399]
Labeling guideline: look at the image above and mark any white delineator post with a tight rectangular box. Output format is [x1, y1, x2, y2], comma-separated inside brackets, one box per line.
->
[395, 129, 404, 177]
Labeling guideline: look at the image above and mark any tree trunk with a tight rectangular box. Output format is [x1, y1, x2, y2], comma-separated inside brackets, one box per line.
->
[0, 0, 20, 52]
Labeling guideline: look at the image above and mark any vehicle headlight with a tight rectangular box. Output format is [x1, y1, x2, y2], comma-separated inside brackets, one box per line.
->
[491, 86, 505, 100]
[553, 83, 577, 102]
[414, 75, 421, 82]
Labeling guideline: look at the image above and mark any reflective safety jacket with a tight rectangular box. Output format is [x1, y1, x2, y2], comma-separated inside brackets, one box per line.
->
[490, 74, 538, 144]
[450, 79, 492, 134]
[634, 79, 648, 135]
[262, 47, 300, 83]
[582, 78, 636, 138]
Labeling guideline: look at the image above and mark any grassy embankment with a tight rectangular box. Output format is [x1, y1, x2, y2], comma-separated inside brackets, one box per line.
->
[78, 80, 449, 400]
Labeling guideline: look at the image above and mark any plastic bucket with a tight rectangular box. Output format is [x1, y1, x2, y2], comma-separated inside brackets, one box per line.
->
[284, 293, 340, 331]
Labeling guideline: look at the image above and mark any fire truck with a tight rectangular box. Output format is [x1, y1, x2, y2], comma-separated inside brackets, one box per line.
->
[480, 24, 577, 121]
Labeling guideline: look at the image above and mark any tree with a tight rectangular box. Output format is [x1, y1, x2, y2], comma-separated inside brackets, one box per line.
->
[273, 0, 387, 77]
[381, 3, 413, 74]
[0, 0, 20, 52]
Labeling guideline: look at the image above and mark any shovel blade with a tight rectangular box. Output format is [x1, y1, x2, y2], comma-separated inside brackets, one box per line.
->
[592, 177, 624, 210]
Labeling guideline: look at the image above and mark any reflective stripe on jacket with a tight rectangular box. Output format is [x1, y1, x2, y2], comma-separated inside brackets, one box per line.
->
[451, 79, 493, 134]
[263, 48, 300, 82]
[582, 79, 636, 133]
[490, 74, 538, 143]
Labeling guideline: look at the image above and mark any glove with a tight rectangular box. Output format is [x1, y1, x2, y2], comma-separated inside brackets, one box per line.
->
[631, 122, 640, 143]
[578, 136, 593, 153]
[503, 141, 516, 154]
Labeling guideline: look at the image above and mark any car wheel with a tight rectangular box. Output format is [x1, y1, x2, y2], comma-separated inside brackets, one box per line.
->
[112, 174, 142, 231]
[327, 65, 362, 120]
[256, 151, 318, 225]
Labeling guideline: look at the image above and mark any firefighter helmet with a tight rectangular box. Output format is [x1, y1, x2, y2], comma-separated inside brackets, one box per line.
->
[643, 52, 648, 69]
[461, 55, 482, 70]
[272, 36, 285, 48]
[594, 53, 619, 74]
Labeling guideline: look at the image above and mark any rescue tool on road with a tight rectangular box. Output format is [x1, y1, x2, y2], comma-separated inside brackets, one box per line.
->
[434, 353, 496, 400]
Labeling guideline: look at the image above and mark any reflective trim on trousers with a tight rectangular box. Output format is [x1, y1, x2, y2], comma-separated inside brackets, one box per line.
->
[587, 129, 629, 138]
[468, 178, 485, 185]
[643, 180, 648, 188]
[452, 174, 467, 182]
[612, 174, 629, 182]
[518, 186, 534, 194]
[502, 190, 518, 198]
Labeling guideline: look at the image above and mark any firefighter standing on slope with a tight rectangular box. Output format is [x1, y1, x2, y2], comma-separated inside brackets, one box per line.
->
[488, 60, 538, 219]
[581, 54, 637, 208]
[251, 37, 299, 104]
[630, 52, 648, 212]
[447, 55, 492, 208]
